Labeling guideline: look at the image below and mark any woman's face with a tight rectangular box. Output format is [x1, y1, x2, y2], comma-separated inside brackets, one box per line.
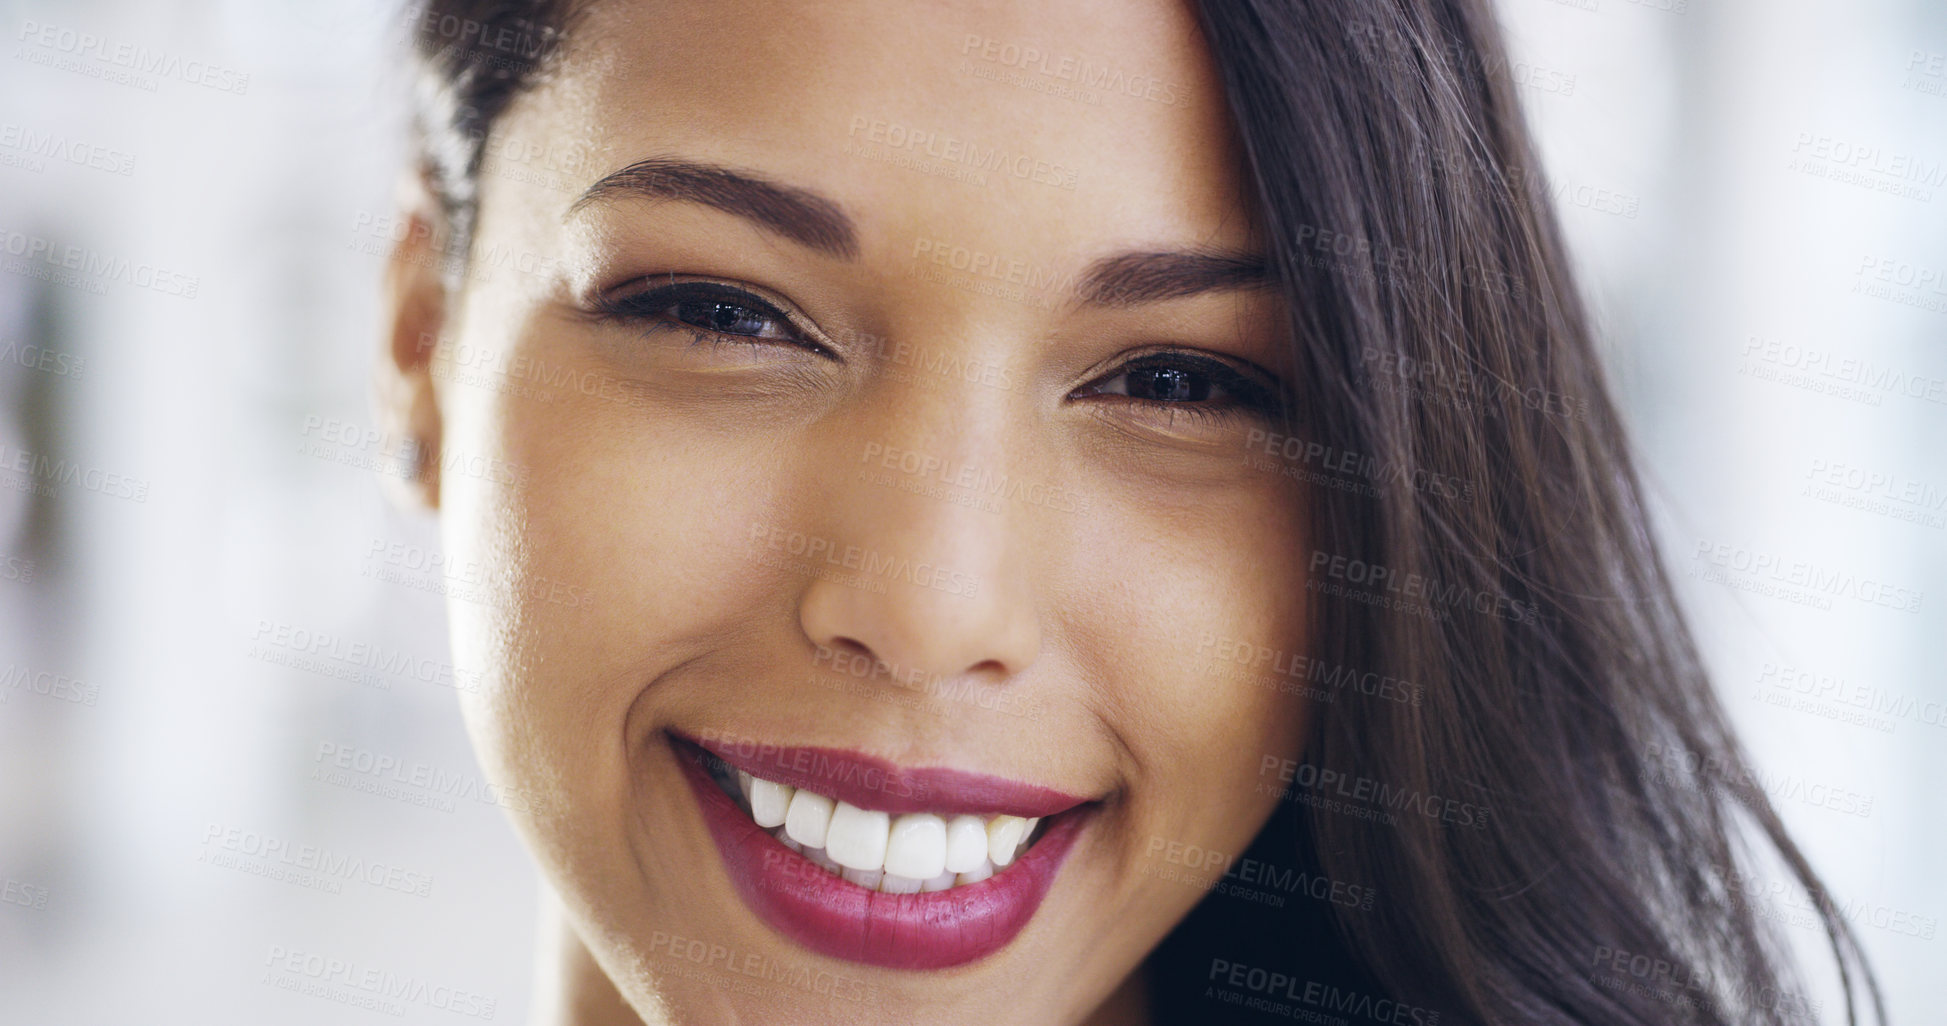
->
[403, 0, 1312, 1021]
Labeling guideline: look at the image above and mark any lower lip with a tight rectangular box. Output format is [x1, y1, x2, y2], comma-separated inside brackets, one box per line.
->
[675, 742, 1088, 970]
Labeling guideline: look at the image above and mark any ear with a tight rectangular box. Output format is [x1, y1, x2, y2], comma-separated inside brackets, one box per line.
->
[373, 167, 451, 511]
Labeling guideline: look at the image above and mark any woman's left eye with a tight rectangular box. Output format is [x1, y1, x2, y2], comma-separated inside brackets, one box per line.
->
[1076, 353, 1282, 417]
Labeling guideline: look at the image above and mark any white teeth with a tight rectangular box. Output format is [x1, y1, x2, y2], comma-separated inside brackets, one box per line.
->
[803, 844, 842, 875]
[750, 778, 795, 829]
[884, 813, 948, 880]
[825, 803, 891, 872]
[878, 872, 924, 894]
[734, 767, 1054, 892]
[840, 865, 883, 890]
[784, 790, 835, 849]
[987, 815, 1029, 867]
[944, 814, 990, 874]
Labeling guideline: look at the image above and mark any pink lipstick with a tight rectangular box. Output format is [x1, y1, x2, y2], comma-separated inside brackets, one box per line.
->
[671, 731, 1091, 970]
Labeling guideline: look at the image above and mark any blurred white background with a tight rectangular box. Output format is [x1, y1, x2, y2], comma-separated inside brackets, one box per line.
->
[0, 0, 1939, 1023]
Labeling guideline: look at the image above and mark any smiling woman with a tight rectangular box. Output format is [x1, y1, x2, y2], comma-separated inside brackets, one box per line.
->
[374, 2, 1882, 1025]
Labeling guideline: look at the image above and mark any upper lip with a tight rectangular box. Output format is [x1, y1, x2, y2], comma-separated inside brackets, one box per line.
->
[675, 730, 1089, 818]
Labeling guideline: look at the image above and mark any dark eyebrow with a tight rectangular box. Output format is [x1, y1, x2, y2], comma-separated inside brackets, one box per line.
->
[1076, 250, 1271, 306]
[568, 158, 1262, 303]
[567, 156, 860, 260]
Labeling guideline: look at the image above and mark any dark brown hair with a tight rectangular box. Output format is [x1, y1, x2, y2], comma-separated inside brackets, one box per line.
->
[408, 2, 1883, 1023]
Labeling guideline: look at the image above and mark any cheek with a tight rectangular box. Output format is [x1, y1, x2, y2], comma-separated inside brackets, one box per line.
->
[452, 387, 787, 699]
[1063, 483, 1311, 819]
[437, 369, 810, 892]
[431, 358, 785, 807]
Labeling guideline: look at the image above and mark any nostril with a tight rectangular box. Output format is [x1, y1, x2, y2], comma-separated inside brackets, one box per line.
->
[810, 637, 884, 676]
[823, 637, 873, 660]
[964, 658, 1010, 684]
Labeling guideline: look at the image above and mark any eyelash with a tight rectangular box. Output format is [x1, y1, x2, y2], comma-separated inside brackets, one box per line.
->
[589, 278, 1285, 421]
[1072, 351, 1284, 425]
[591, 279, 834, 357]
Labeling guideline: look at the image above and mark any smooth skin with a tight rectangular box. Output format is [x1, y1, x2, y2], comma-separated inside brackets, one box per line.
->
[378, 1, 1313, 1023]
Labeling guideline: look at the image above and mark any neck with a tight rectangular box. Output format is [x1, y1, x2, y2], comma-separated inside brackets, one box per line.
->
[1082, 967, 1154, 1026]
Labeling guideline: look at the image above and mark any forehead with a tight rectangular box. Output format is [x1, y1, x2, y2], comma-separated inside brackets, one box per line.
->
[504, 0, 1253, 256]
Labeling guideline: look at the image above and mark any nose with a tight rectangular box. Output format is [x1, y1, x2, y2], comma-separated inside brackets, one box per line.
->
[796, 431, 1041, 686]
[800, 566, 1039, 684]
[797, 517, 1041, 684]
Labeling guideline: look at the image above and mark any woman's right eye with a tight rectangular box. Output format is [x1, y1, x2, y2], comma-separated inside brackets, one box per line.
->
[593, 281, 811, 350]
[666, 295, 793, 341]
